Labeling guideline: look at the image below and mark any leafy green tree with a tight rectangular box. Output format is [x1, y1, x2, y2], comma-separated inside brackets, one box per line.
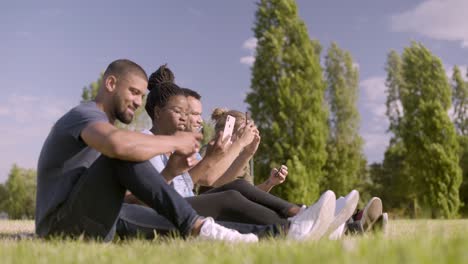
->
[399, 42, 461, 218]
[373, 50, 416, 216]
[0, 183, 8, 212]
[3, 164, 37, 219]
[385, 50, 404, 138]
[81, 74, 151, 131]
[452, 66, 468, 215]
[451, 66, 468, 136]
[322, 42, 364, 196]
[458, 136, 468, 215]
[201, 120, 215, 146]
[81, 73, 103, 103]
[246, 0, 328, 203]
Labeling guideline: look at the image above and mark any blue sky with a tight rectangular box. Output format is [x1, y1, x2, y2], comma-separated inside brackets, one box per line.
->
[1, 0, 468, 182]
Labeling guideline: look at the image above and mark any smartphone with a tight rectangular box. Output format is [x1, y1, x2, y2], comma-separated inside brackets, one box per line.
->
[222, 115, 236, 142]
[275, 164, 285, 177]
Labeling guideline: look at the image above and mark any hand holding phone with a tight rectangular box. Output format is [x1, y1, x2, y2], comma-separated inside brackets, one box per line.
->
[222, 115, 236, 142]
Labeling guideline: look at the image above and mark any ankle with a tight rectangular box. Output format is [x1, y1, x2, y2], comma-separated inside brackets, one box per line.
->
[287, 205, 302, 217]
[190, 218, 205, 236]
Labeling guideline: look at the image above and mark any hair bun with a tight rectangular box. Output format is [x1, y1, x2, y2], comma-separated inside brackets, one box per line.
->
[148, 64, 175, 91]
[211, 108, 228, 122]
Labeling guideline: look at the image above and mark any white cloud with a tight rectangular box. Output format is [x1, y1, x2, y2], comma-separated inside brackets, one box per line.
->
[359, 76, 391, 164]
[240, 56, 255, 66]
[360, 76, 387, 107]
[242, 37, 258, 51]
[240, 38, 257, 66]
[390, 0, 468, 48]
[361, 132, 391, 164]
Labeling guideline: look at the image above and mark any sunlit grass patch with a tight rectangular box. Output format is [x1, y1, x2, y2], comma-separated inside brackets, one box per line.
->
[0, 219, 467, 263]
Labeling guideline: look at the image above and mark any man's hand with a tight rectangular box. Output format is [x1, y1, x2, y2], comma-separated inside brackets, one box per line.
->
[172, 131, 203, 155]
[161, 152, 198, 182]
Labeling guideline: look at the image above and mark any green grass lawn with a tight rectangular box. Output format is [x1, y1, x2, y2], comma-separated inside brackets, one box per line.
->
[0, 219, 467, 263]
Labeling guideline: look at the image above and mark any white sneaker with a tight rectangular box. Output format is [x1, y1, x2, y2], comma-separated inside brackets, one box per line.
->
[326, 190, 359, 240]
[329, 223, 346, 240]
[287, 190, 336, 241]
[198, 217, 258, 243]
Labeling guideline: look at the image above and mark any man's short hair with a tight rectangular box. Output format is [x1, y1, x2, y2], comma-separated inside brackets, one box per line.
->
[181, 87, 202, 100]
[103, 59, 148, 81]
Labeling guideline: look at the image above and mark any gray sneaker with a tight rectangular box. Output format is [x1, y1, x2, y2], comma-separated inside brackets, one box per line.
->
[198, 217, 258, 243]
[347, 197, 383, 234]
[287, 190, 336, 241]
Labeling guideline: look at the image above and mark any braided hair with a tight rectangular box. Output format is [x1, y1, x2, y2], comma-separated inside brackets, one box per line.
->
[145, 64, 185, 118]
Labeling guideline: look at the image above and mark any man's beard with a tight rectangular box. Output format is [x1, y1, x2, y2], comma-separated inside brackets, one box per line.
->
[116, 110, 133, 124]
[113, 95, 134, 124]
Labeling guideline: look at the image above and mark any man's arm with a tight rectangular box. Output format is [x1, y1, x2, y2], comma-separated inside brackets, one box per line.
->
[190, 123, 259, 187]
[81, 122, 201, 161]
[211, 132, 260, 187]
[189, 135, 245, 186]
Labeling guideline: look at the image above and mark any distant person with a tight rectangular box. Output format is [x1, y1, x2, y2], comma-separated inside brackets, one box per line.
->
[35, 59, 258, 243]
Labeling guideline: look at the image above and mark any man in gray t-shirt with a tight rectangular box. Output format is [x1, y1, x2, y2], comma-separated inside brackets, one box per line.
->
[35, 59, 258, 243]
[36, 101, 109, 236]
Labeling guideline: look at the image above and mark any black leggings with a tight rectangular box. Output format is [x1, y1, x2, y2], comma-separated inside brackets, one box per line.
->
[185, 179, 296, 226]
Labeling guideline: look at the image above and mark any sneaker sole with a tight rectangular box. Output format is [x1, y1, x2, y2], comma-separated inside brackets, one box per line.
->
[306, 190, 336, 240]
[362, 197, 383, 231]
[325, 190, 359, 237]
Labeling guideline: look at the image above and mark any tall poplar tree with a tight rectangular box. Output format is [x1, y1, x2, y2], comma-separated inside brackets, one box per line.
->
[322, 42, 364, 196]
[246, 0, 328, 203]
[451, 66, 468, 136]
[385, 50, 404, 138]
[399, 42, 461, 218]
[380, 50, 415, 215]
[451, 65, 468, 215]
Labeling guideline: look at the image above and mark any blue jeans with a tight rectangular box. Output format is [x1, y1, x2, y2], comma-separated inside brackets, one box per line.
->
[47, 156, 199, 240]
[117, 203, 283, 239]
